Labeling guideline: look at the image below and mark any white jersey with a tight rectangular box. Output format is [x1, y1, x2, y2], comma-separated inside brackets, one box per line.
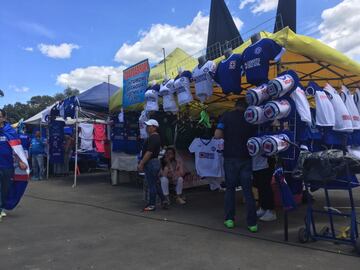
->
[138, 110, 149, 139]
[79, 123, 94, 140]
[340, 85, 360, 130]
[290, 87, 312, 124]
[314, 89, 335, 127]
[353, 88, 360, 115]
[80, 139, 93, 151]
[189, 138, 224, 178]
[174, 75, 193, 106]
[144, 89, 159, 112]
[159, 79, 178, 112]
[192, 61, 216, 102]
[324, 83, 353, 132]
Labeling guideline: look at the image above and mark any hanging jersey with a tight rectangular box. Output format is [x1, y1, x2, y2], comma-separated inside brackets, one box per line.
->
[174, 71, 193, 106]
[160, 79, 178, 112]
[79, 123, 94, 140]
[144, 89, 159, 111]
[241, 38, 285, 86]
[290, 86, 312, 124]
[340, 85, 360, 130]
[139, 110, 149, 139]
[192, 61, 217, 102]
[214, 54, 242, 95]
[188, 138, 224, 178]
[354, 88, 360, 115]
[324, 83, 353, 132]
[307, 82, 335, 127]
[80, 139, 93, 151]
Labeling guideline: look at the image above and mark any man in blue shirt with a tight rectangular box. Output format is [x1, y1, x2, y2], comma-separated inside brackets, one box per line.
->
[30, 131, 45, 180]
[0, 109, 14, 218]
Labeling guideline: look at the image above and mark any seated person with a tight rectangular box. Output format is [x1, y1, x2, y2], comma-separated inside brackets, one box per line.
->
[160, 147, 186, 205]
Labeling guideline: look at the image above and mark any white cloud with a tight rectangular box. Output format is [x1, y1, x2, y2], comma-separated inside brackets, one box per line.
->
[114, 11, 243, 65]
[9, 85, 30, 93]
[56, 65, 125, 91]
[318, 0, 360, 60]
[24, 47, 34, 52]
[239, 0, 277, 14]
[38, 43, 80, 59]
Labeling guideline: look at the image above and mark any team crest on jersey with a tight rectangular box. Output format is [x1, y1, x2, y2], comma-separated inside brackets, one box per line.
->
[255, 47, 262, 55]
[211, 146, 216, 152]
[229, 61, 236, 70]
[203, 68, 209, 73]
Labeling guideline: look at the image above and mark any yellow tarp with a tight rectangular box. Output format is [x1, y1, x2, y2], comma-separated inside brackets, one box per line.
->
[110, 27, 360, 115]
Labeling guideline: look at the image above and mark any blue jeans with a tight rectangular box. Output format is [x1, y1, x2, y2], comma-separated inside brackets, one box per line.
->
[0, 168, 13, 211]
[144, 159, 165, 206]
[224, 158, 257, 226]
[32, 154, 44, 179]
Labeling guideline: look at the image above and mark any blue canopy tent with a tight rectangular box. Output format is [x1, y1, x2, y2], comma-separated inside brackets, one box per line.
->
[77, 82, 119, 112]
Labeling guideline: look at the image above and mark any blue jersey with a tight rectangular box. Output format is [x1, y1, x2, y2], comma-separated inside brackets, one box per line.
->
[0, 134, 13, 169]
[214, 54, 242, 94]
[19, 134, 30, 151]
[242, 38, 284, 86]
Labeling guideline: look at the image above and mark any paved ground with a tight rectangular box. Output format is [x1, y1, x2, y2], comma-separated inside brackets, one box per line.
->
[1, 173, 359, 270]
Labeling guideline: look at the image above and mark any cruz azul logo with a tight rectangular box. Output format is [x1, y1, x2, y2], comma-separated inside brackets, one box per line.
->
[255, 47, 262, 55]
[229, 60, 236, 70]
[199, 152, 215, 159]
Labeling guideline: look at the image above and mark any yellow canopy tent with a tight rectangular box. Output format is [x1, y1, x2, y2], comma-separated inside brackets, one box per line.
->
[110, 27, 360, 116]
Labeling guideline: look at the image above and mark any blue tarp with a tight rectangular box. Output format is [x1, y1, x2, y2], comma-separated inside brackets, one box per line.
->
[77, 82, 119, 111]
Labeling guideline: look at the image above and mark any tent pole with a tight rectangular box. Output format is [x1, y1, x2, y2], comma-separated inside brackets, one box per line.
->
[73, 107, 79, 188]
[46, 123, 50, 180]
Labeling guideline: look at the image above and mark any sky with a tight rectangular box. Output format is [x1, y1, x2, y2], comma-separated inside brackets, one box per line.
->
[1, 0, 359, 107]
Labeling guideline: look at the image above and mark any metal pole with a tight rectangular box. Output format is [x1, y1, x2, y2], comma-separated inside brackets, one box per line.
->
[45, 123, 50, 180]
[72, 107, 79, 188]
[162, 48, 167, 77]
[107, 75, 111, 114]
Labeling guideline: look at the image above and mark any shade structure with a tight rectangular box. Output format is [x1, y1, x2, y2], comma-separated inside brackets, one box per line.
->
[206, 0, 242, 58]
[274, 0, 296, 33]
[77, 82, 119, 112]
[110, 27, 360, 117]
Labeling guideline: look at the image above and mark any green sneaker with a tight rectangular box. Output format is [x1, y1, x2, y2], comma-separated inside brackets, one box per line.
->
[248, 224, 258, 233]
[224, 219, 235, 229]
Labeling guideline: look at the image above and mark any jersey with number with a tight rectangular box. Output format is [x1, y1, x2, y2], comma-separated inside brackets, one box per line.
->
[159, 79, 178, 112]
[290, 86, 312, 124]
[174, 71, 193, 106]
[192, 61, 217, 102]
[214, 54, 242, 94]
[189, 138, 224, 178]
[324, 84, 353, 132]
[340, 85, 360, 130]
[242, 38, 285, 86]
[144, 88, 159, 112]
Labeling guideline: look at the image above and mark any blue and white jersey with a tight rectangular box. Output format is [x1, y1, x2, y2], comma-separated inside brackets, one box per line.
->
[192, 61, 217, 102]
[242, 38, 285, 86]
[174, 71, 193, 106]
[159, 79, 178, 112]
[214, 54, 242, 95]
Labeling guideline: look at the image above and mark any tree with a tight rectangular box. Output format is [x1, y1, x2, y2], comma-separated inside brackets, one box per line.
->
[64, 87, 80, 97]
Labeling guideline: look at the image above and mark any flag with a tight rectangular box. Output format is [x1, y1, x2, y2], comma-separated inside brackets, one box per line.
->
[273, 167, 297, 211]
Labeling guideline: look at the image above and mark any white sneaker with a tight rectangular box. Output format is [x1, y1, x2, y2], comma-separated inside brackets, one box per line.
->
[1, 211, 7, 217]
[259, 210, 277, 222]
[256, 208, 266, 217]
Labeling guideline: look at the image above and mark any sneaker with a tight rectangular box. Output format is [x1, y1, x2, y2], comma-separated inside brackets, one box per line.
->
[224, 219, 235, 229]
[248, 224, 258, 233]
[176, 196, 186, 205]
[1, 211, 7, 217]
[259, 210, 277, 222]
[143, 205, 156, 212]
[256, 208, 266, 217]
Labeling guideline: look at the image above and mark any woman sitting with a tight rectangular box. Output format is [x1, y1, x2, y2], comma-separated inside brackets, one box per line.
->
[160, 147, 186, 205]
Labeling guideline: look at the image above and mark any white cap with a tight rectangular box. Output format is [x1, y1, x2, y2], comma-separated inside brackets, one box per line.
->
[144, 119, 159, 127]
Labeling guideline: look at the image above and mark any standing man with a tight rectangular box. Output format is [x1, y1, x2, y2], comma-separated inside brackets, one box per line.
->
[137, 119, 166, 211]
[214, 99, 258, 232]
[0, 109, 14, 219]
[30, 131, 45, 180]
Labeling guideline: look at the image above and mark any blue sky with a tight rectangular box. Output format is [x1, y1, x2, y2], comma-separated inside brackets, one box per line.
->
[1, 0, 358, 107]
